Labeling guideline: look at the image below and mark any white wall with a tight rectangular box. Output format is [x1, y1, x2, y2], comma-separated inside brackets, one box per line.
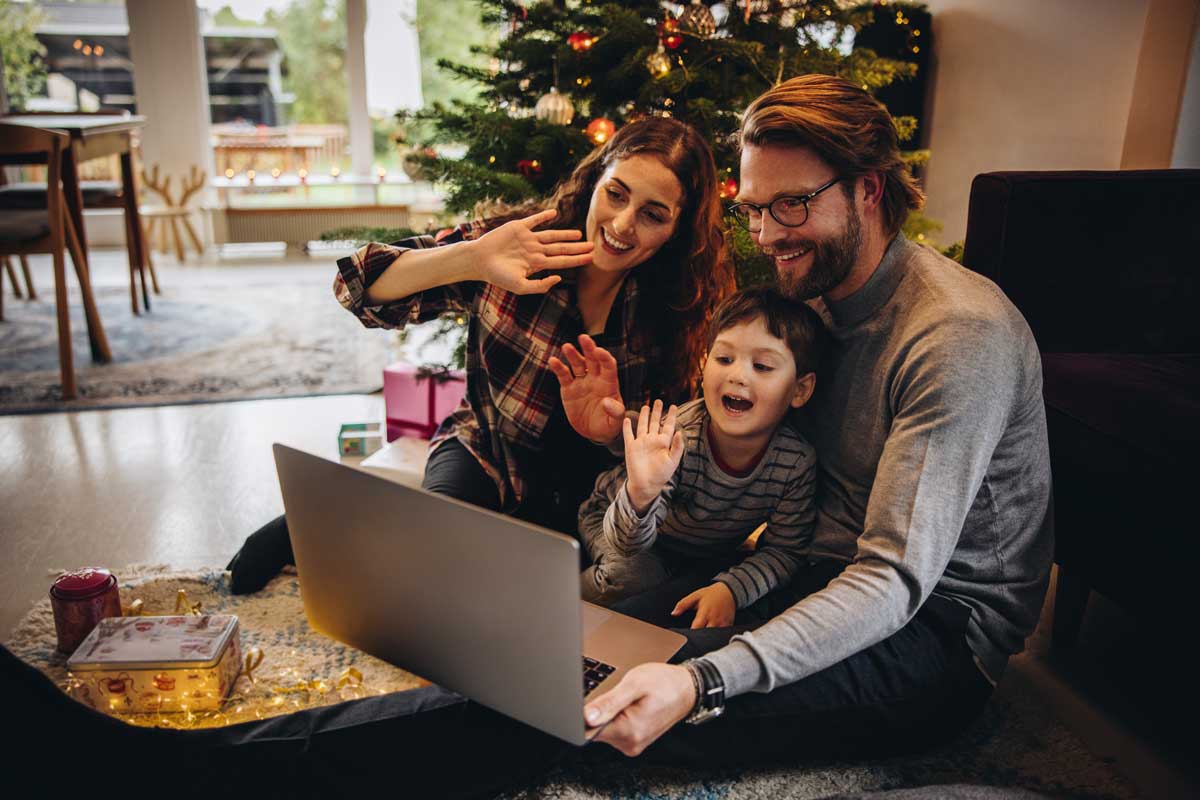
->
[920, 0, 1196, 244]
[1172, 21, 1200, 167]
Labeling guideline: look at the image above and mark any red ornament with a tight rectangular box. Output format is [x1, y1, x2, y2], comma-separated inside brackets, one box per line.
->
[516, 159, 543, 178]
[657, 18, 680, 36]
[663, 32, 684, 49]
[718, 177, 739, 199]
[568, 31, 596, 51]
[585, 117, 617, 145]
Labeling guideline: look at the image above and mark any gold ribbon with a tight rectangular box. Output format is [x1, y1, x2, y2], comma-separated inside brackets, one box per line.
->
[336, 667, 363, 689]
[122, 598, 144, 617]
[243, 647, 264, 683]
[174, 589, 202, 616]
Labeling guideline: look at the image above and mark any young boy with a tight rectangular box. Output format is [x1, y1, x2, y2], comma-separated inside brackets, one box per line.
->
[578, 286, 825, 627]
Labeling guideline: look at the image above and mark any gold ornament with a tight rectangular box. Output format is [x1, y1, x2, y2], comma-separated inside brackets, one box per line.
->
[645, 44, 671, 79]
[534, 87, 575, 126]
[679, 1, 716, 38]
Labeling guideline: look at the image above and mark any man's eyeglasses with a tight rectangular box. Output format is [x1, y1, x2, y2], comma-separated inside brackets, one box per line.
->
[727, 176, 842, 232]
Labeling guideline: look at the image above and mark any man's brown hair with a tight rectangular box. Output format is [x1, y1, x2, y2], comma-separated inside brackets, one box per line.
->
[739, 74, 924, 237]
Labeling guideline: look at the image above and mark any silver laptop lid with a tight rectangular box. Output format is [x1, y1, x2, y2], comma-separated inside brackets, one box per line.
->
[273, 444, 589, 744]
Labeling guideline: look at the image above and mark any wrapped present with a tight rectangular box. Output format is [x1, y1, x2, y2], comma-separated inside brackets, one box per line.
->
[383, 362, 467, 441]
[339, 421, 383, 457]
[66, 615, 242, 714]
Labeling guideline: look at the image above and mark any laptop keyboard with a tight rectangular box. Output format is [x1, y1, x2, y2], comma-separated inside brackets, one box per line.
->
[583, 656, 616, 695]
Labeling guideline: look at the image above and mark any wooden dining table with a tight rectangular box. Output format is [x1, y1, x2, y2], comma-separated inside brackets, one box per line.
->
[3, 114, 151, 336]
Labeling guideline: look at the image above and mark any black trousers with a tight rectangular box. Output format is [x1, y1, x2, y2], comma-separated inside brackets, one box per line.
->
[422, 436, 599, 538]
[608, 558, 994, 763]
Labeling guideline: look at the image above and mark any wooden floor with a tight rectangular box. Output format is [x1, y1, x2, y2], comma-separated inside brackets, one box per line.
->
[2, 250, 1196, 799]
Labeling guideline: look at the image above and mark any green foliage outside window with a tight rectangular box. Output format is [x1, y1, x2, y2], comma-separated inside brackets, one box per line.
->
[0, 0, 48, 111]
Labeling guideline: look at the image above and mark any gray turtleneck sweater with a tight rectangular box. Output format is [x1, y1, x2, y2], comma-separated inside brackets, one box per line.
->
[703, 234, 1054, 697]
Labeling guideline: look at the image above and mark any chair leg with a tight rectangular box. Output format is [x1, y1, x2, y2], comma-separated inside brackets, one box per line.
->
[3, 257, 22, 300]
[64, 210, 112, 363]
[140, 219, 161, 294]
[19, 255, 36, 300]
[1052, 565, 1090, 649]
[51, 236, 76, 400]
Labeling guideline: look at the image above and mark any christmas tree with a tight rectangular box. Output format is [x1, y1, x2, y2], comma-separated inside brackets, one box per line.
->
[399, 0, 939, 284]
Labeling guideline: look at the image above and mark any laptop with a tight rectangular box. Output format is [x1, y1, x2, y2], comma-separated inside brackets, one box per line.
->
[272, 443, 686, 745]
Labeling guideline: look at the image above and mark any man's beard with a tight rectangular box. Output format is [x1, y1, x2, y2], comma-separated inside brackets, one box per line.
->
[773, 209, 863, 301]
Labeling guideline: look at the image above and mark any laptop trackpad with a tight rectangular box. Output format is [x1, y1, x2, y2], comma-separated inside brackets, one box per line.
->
[582, 603, 612, 638]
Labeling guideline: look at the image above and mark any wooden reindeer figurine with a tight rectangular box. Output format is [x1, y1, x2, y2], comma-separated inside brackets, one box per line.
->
[140, 164, 206, 267]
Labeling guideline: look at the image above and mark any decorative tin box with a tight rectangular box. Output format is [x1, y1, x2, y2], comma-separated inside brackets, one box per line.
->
[66, 615, 242, 714]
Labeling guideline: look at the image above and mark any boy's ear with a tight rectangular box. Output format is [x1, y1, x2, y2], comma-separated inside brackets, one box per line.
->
[790, 372, 816, 408]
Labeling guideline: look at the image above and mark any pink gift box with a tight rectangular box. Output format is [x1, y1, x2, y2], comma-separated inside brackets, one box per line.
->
[383, 362, 467, 441]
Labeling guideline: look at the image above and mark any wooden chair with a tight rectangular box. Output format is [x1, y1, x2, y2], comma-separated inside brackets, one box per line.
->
[0, 109, 156, 312]
[0, 123, 111, 400]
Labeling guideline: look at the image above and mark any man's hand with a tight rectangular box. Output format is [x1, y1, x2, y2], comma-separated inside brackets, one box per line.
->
[585, 663, 696, 757]
[672, 582, 736, 629]
[623, 400, 684, 514]
[549, 334, 625, 444]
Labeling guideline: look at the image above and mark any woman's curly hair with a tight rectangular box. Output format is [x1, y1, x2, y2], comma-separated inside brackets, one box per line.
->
[544, 117, 735, 401]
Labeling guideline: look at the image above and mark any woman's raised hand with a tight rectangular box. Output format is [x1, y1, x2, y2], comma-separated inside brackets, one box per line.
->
[549, 334, 626, 445]
[471, 208, 593, 294]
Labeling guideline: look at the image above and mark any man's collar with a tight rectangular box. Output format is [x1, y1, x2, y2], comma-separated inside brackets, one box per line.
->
[822, 233, 911, 329]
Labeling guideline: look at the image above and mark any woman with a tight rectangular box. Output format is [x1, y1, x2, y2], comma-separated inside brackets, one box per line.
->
[228, 117, 733, 592]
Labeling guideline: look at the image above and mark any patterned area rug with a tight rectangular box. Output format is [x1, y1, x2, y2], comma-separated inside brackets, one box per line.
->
[6, 566, 1136, 798]
[0, 281, 391, 414]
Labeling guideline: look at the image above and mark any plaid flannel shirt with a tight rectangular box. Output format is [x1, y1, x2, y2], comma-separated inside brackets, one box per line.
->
[334, 223, 659, 509]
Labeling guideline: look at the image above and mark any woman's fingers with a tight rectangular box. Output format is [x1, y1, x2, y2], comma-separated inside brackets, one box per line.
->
[519, 274, 562, 294]
[561, 343, 588, 377]
[548, 356, 573, 385]
[535, 228, 585, 243]
[522, 208, 559, 228]
[541, 252, 593, 271]
[622, 416, 635, 449]
[637, 404, 650, 438]
[541, 241, 594, 257]
[601, 397, 625, 420]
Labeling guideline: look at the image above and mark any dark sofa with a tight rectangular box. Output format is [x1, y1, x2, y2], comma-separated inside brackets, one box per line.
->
[961, 169, 1200, 645]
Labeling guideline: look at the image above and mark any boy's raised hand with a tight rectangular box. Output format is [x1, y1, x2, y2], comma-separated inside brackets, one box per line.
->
[549, 334, 626, 445]
[672, 582, 736, 629]
[623, 400, 685, 515]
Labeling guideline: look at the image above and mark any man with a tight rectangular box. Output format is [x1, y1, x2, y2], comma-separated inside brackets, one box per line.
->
[582, 74, 1053, 761]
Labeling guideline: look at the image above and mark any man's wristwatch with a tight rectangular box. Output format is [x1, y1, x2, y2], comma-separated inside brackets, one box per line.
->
[682, 658, 725, 725]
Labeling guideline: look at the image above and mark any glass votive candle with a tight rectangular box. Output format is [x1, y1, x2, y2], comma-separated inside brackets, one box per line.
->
[50, 568, 122, 654]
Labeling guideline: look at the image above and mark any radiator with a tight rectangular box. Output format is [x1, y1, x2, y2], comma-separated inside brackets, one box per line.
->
[210, 205, 412, 249]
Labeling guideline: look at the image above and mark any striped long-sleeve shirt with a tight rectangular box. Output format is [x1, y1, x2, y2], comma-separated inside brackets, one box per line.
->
[578, 399, 818, 608]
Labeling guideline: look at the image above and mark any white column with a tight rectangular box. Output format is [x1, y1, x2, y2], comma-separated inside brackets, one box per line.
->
[345, 0, 373, 193]
[126, 0, 214, 240]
